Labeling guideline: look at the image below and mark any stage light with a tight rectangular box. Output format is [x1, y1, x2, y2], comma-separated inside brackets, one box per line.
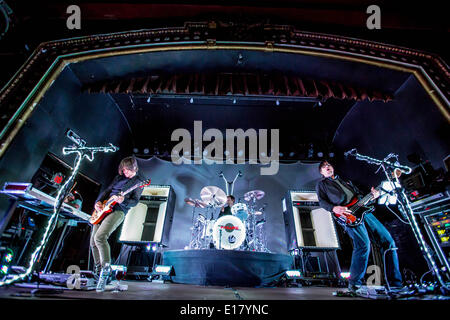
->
[233, 99, 236, 104]
[285, 270, 302, 279]
[1, 265, 8, 274]
[289, 152, 295, 157]
[143, 148, 149, 154]
[152, 265, 173, 276]
[276, 99, 280, 106]
[190, 98, 194, 104]
[329, 152, 335, 158]
[133, 148, 139, 153]
[237, 150, 244, 157]
[318, 101, 322, 107]
[317, 152, 323, 157]
[152, 244, 157, 252]
[5, 252, 13, 263]
[279, 152, 284, 157]
[147, 96, 151, 103]
[340, 272, 351, 279]
[146, 243, 151, 251]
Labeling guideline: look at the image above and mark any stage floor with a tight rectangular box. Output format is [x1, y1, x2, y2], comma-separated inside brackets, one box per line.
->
[0, 281, 359, 300]
[0, 281, 447, 300]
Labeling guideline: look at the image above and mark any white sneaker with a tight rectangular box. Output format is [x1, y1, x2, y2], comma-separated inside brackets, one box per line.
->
[96, 264, 111, 292]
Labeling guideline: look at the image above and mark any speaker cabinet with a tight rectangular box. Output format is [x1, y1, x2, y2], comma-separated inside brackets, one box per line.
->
[283, 190, 340, 251]
[119, 185, 175, 246]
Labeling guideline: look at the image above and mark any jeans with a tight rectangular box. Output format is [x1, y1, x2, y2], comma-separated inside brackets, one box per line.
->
[345, 212, 403, 287]
[90, 210, 125, 268]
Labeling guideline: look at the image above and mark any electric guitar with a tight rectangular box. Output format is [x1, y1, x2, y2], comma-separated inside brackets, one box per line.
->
[333, 186, 381, 227]
[89, 179, 151, 225]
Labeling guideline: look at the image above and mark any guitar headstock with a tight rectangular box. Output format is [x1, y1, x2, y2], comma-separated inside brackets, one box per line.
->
[139, 179, 151, 188]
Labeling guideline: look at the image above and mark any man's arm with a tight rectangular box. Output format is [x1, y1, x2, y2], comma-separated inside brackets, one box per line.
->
[315, 182, 335, 213]
[95, 175, 118, 203]
[121, 184, 144, 209]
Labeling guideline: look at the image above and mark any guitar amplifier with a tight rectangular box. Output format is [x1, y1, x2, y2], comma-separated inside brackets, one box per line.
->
[282, 190, 340, 251]
[119, 185, 175, 246]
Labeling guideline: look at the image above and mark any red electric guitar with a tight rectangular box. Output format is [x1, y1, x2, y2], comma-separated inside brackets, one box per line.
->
[89, 179, 150, 225]
[333, 185, 381, 227]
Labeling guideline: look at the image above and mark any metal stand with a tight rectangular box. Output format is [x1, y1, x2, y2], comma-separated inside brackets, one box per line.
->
[345, 149, 449, 293]
[219, 171, 242, 196]
[0, 130, 118, 287]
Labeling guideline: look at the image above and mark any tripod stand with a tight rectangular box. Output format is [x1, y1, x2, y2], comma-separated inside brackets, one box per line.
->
[345, 149, 449, 294]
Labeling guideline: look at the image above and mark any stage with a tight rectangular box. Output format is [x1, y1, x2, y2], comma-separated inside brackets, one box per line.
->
[162, 249, 293, 287]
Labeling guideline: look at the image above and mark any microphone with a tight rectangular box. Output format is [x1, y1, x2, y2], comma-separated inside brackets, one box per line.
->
[66, 129, 86, 147]
[344, 148, 357, 157]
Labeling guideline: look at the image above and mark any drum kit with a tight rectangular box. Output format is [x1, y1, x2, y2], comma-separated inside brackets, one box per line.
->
[184, 186, 269, 252]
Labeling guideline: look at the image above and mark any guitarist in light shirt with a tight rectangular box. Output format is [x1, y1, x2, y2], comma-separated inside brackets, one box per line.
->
[90, 156, 144, 292]
[315, 160, 404, 293]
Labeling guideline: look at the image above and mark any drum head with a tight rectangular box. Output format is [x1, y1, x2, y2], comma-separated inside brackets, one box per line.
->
[212, 215, 246, 250]
[231, 203, 249, 221]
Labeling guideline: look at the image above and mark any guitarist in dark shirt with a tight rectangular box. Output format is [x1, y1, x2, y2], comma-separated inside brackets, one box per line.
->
[90, 156, 144, 292]
[315, 160, 403, 292]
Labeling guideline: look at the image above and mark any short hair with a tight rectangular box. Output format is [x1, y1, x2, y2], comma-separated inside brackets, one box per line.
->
[118, 156, 138, 175]
[318, 160, 332, 173]
[227, 195, 235, 202]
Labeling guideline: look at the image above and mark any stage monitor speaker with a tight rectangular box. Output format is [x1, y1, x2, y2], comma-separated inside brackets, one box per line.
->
[119, 185, 175, 246]
[283, 190, 340, 251]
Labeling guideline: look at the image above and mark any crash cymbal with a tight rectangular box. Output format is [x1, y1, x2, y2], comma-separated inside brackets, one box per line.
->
[200, 186, 227, 207]
[244, 190, 265, 201]
[184, 197, 207, 208]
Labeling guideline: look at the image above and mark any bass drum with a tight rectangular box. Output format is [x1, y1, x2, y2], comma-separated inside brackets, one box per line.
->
[212, 215, 246, 250]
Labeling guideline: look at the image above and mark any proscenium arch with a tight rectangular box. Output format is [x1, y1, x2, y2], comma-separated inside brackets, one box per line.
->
[0, 33, 449, 160]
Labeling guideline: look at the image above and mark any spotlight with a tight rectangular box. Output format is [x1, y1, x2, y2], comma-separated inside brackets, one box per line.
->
[143, 148, 149, 154]
[285, 270, 302, 279]
[153, 265, 173, 275]
[0, 265, 8, 274]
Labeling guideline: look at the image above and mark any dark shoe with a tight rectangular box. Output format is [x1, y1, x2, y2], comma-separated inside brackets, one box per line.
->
[347, 284, 361, 293]
[389, 286, 412, 294]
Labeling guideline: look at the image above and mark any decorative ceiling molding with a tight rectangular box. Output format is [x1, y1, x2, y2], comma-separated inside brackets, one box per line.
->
[0, 21, 448, 159]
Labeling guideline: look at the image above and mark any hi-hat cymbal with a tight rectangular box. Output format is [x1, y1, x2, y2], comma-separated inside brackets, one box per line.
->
[184, 197, 207, 208]
[244, 190, 265, 201]
[200, 186, 227, 207]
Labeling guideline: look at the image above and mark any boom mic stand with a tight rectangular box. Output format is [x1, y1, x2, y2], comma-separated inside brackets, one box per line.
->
[0, 129, 118, 289]
[345, 149, 449, 295]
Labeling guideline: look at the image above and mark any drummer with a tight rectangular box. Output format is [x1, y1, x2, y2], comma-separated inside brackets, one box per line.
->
[218, 195, 235, 219]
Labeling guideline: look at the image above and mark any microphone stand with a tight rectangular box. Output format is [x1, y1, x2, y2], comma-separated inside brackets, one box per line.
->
[0, 130, 118, 288]
[219, 171, 242, 196]
[345, 149, 449, 294]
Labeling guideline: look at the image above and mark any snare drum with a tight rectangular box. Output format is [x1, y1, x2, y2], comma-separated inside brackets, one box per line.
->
[212, 215, 246, 250]
[231, 203, 248, 221]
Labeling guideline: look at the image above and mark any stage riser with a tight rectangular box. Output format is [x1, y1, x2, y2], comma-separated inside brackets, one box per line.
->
[163, 249, 293, 287]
